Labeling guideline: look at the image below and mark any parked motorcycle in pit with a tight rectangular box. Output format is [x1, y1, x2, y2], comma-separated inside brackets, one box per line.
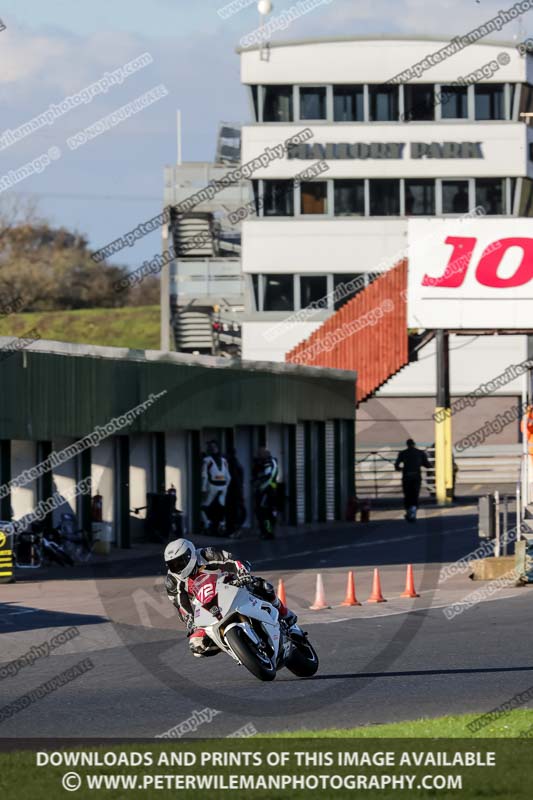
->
[189, 571, 319, 682]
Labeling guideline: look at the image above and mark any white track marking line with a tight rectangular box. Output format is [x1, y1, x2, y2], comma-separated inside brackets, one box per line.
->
[254, 526, 476, 566]
[300, 589, 526, 624]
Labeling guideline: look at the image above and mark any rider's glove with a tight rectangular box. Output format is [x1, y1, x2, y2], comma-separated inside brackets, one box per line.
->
[235, 560, 251, 578]
[180, 612, 195, 636]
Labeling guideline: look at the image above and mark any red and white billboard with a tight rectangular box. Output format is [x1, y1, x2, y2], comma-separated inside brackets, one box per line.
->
[408, 218, 533, 329]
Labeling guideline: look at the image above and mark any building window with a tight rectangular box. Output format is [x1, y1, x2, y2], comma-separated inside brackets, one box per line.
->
[263, 274, 294, 311]
[403, 84, 435, 121]
[299, 87, 327, 120]
[251, 86, 259, 121]
[300, 275, 328, 308]
[439, 85, 468, 119]
[263, 180, 294, 216]
[519, 83, 533, 118]
[334, 180, 365, 216]
[251, 180, 260, 216]
[369, 179, 400, 215]
[475, 84, 505, 120]
[369, 85, 399, 121]
[510, 178, 517, 214]
[442, 180, 470, 214]
[475, 178, 505, 215]
[519, 178, 533, 217]
[263, 85, 293, 122]
[251, 274, 259, 311]
[405, 179, 435, 215]
[333, 85, 364, 121]
[333, 274, 366, 310]
[300, 181, 328, 215]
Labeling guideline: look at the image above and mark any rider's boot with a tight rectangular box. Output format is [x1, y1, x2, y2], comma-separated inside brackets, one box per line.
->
[274, 598, 297, 628]
[189, 628, 221, 657]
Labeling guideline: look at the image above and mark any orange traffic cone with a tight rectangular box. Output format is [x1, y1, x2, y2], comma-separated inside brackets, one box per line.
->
[310, 573, 330, 610]
[401, 564, 420, 598]
[340, 571, 361, 606]
[277, 578, 287, 606]
[366, 568, 387, 603]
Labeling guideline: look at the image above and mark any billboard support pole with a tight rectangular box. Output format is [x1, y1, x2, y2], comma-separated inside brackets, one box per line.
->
[435, 330, 453, 505]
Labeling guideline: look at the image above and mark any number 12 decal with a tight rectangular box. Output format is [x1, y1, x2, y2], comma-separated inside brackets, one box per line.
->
[422, 237, 533, 288]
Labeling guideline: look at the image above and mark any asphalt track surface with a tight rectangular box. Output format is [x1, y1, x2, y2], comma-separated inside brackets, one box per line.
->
[1, 506, 533, 739]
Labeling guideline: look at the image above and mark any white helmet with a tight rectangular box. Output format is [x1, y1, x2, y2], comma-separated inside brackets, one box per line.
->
[164, 538, 197, 579]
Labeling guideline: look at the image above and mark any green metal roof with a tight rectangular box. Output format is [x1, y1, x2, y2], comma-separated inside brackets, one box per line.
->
[0, 340, 356, 440]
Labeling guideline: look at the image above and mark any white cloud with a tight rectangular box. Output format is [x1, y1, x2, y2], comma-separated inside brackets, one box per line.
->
[257, 0, 531, 41]
[0, 27, 69, 84]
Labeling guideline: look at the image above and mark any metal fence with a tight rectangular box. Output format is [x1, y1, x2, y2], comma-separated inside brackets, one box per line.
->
[355, 446, 436, 499]
[355, 444, 522, 500]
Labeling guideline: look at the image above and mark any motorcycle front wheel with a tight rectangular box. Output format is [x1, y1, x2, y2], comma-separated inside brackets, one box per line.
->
[286, 636, 319, 677]
[225, 627, 276, 682]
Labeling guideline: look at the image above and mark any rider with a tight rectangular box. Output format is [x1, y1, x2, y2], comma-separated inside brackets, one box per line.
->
[252, 446, 279, 540]
[201, 440, 230, 536]
[164, 537, 297, 657]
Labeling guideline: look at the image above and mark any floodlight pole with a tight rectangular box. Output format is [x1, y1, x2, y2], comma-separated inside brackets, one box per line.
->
[257, 1, 272, 61]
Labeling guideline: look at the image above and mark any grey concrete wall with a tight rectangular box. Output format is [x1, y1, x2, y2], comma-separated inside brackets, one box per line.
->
[357, 395, 522, 447]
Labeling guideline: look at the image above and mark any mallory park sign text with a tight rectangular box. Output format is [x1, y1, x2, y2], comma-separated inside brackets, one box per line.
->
[287, 142, 484, 160]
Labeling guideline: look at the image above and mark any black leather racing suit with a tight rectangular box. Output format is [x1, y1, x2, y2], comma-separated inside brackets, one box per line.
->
[165, 547, 280, 656]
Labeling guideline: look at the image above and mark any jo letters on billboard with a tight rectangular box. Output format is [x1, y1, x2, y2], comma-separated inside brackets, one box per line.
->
[408, 219, 533, 329]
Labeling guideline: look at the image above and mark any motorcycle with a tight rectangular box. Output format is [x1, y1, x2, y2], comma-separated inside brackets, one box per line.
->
[189, 571, 319, 682]
[14, 521, 75, 569]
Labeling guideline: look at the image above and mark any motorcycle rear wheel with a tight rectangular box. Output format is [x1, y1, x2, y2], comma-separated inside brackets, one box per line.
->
[225, 627, 276, 682]
[286, 637, 319, 677]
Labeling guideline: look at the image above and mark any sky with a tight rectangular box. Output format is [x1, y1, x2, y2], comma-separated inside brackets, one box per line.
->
[0, 0, 530, 269]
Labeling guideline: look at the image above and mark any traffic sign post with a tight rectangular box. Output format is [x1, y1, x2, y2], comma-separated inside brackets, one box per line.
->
[0, 526, 15, 584]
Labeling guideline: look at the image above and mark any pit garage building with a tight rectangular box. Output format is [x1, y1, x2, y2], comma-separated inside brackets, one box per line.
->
[0, 340, 356, 546]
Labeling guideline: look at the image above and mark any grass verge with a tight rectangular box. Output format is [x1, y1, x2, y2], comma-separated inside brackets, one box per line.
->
[260, 708, 533, 738]
[0, 306, 160, 350]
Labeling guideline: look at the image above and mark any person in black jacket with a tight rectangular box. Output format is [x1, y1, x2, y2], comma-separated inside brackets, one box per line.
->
[252, 447, 279, 540]
[225, 448, 246, 539]
[394, 438, 430, 522]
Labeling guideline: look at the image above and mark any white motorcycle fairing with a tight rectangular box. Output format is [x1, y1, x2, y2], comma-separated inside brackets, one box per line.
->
[190, 571, 282, 666]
